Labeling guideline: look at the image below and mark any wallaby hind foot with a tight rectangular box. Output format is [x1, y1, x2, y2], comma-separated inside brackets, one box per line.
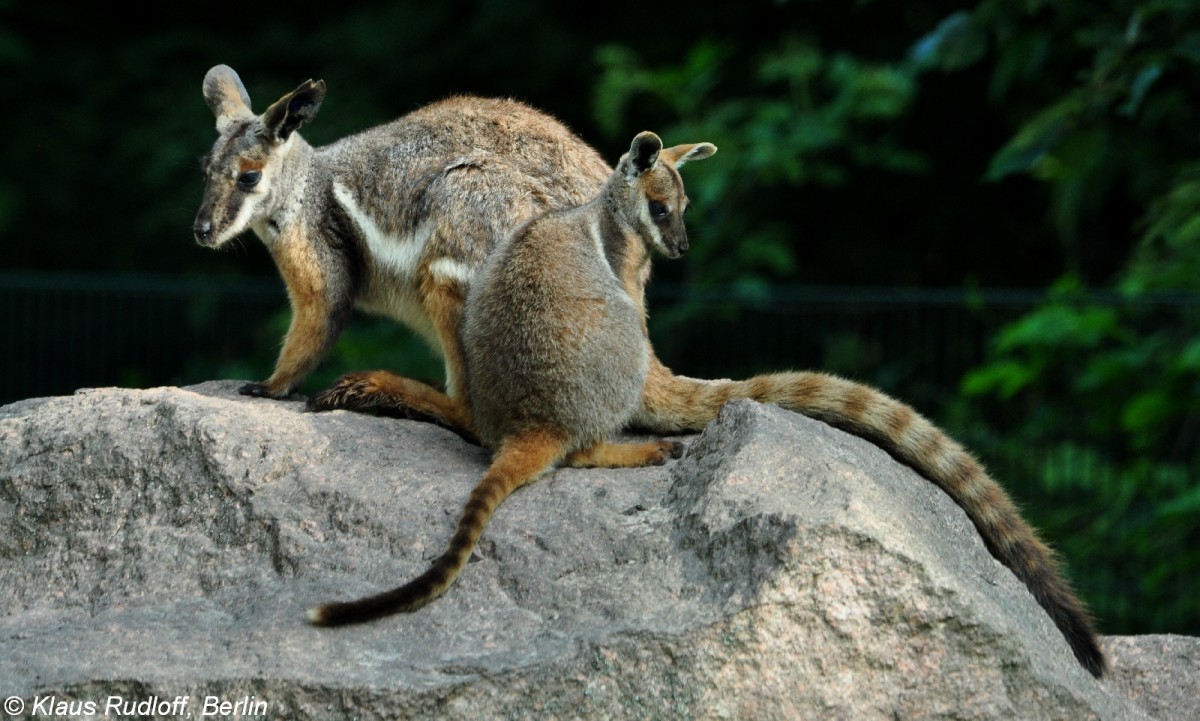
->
[565, 439, 685, 469]
[307, 370, 479, 443]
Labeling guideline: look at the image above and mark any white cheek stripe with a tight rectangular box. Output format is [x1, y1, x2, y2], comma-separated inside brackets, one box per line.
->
[333, 181, 428, 278]
[630, 187, 669, 255]
[216, 186, 269, 245]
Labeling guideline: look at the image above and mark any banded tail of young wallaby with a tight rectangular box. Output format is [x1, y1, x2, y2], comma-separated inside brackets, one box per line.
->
[308, 132, 716, 624]
[633, 361, 1106, 677]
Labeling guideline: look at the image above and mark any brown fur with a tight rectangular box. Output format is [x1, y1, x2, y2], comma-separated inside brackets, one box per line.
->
[565, 439, 683, 468]
[263, 228, 333, 396]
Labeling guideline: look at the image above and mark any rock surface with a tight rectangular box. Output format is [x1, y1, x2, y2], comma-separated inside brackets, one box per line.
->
[0, 381, 1189, 719]
[1103, 635, 1200, 721]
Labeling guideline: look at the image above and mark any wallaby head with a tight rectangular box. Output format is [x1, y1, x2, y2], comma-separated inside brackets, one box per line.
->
[611, 131, 716, 259]
[193, 65, 326, 248]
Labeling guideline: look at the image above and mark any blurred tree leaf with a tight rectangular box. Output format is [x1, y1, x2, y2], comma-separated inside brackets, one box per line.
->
[985, 98, 1075, 182]
[908, 11, 988, 72]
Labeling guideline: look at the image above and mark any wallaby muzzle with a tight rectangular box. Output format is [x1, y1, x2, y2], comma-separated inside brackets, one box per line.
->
[193, 196, 219, 247]
[193, 218, 214, 246]
[662, 226, 689, 258]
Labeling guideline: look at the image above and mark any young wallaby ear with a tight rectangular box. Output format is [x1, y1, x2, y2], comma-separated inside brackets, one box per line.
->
[259, 78, 327, 144]
[623, 131, 663, 179]
[203, 65, 254, 133]
[660, 142, 718, 169]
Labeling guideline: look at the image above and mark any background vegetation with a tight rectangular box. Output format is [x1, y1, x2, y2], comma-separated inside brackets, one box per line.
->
[2, 0, 1196, 635]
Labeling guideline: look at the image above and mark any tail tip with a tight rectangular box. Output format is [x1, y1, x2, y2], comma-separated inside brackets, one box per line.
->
[307, 605, 332, 625]
[1081, 645, 1108, 679]
[1065, 622, 1106, 678]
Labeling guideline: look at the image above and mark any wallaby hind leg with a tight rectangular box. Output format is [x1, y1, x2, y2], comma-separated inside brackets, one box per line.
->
[565, 439, 685, 469]
[307, 370, 479, 443]
[307, 268, 477, 441]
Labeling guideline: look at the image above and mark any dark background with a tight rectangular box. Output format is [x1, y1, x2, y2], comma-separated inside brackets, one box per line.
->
[2, 0, 1197, 636]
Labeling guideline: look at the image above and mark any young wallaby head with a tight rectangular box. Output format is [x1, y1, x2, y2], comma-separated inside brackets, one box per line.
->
[193, 65, 326, 248]
[611, 131, 717, 259]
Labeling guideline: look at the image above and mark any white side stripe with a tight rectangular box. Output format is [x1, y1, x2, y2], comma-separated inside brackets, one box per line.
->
[429, 257, 473, 286]
[333, 181, 429, 278]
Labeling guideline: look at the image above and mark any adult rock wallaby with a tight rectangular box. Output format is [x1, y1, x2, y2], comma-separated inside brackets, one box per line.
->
[194, 66, 1104, 676]
[194, 64, 611, 435]
[308, 131, 714, 623]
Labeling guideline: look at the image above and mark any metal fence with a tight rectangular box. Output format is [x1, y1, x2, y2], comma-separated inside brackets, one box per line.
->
[0, 272, 1041, 409]
[6, 272, 1196, 412]
[1, 272, 284, 406]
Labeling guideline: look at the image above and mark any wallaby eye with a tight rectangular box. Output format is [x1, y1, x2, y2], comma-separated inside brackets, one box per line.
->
[648, 200, 669, 220]
[237, 170, 262, 191]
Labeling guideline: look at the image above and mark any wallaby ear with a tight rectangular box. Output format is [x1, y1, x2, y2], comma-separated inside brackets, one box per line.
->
[259, 78, 327, 144]
[623, 131, 663, 179]
[203, 65, 254, 133]
[660, 142, 718, 169]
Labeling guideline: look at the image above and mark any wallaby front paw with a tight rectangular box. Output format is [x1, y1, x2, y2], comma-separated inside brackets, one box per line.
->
[239, 382, 289, 399]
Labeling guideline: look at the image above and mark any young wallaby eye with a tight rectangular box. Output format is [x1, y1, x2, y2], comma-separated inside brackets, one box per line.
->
[648, 200, 670, 220]
[237, 170, 262, 191]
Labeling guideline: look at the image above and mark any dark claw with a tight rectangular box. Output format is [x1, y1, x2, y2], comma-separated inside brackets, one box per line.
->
[667, 440, 686, 459]
[239, 382, 274, 398]
[239, 382, 294, 399]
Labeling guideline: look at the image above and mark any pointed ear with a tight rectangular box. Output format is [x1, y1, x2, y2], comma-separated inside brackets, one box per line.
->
[259, 78, 326, 143]
[621, 131, 663, 179]
[660, 142, 717, 169]
[203, 65, 254, 133]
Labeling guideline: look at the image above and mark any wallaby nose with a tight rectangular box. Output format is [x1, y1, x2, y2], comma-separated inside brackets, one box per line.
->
[193, 220, 213, 245]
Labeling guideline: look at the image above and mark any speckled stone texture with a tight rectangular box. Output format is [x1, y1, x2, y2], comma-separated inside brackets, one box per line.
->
[0, 381, 1185, 719]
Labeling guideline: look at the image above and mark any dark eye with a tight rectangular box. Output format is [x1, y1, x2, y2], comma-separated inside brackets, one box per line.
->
[648, 200, 669, 220]
[237, 170, 262, 190]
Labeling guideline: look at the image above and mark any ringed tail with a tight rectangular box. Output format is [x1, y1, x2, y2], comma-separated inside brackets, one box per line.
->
[308, 430, 566, 626]
[638, 363, 1106, 677]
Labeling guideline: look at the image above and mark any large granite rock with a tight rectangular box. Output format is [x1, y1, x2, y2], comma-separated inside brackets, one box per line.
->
[0, 381, 1189, 719]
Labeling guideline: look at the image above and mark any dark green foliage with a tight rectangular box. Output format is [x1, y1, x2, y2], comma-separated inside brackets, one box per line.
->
[941, 0, 1200, 633]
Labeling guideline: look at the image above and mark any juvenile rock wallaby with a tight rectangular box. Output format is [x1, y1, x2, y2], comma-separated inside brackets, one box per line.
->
[195, 67, 1104, 676]
[307, 131, 715, 623]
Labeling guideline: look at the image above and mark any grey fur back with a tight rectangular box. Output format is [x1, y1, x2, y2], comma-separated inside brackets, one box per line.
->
[322, 97, 609, 249]
[463, 203, 649, 450]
